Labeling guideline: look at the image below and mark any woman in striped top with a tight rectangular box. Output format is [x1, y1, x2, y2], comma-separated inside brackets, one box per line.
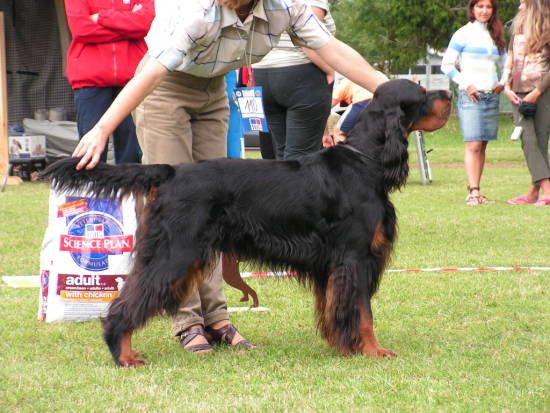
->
[442, 0, 506, 205]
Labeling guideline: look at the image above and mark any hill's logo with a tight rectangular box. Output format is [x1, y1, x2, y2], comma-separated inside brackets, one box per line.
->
[60, 212, 133, 271]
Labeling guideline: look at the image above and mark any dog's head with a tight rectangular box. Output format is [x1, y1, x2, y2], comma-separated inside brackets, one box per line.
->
[361, 79, 451, 192]
[373, 79, 452, 133]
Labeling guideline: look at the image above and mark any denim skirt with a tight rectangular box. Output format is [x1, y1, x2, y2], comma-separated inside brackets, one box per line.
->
[457, 90, 499, 142]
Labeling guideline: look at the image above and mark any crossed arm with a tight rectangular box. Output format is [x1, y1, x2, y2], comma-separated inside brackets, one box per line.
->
[65, 0, 154, 43]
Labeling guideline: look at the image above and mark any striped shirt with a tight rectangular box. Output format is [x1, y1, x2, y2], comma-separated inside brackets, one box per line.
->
[441, 21, 506, 91]
[146, 0, 331, 78]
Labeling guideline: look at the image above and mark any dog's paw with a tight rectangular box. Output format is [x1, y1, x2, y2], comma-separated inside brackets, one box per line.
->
[377, 348, 398, 358]
[116, 351, 148, 367]
[360, 345, 398, 358]
[117, 358, 148, 368]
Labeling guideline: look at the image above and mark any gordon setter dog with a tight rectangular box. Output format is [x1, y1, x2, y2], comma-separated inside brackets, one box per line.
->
[42, 79, 451, 367]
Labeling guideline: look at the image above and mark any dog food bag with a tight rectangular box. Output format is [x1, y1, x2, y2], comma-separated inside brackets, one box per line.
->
[38, 188, 137, 322]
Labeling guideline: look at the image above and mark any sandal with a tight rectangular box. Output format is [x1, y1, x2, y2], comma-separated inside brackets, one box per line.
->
[477, 194, 494, 204]
[205, 323, 257, 349]
[465, 193, 481, 205]
[179, 326, 214, 354]
[507, 195, 538, 205]
[465, 186, 493, 205]
[534, 197, 550, 206]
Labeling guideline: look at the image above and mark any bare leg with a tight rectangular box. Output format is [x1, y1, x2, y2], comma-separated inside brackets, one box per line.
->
[539, 179, 550, 199]
[464, 141, 485, 203]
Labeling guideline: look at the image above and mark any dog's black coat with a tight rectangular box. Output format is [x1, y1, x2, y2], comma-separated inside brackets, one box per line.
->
[42, 79, 451, 366]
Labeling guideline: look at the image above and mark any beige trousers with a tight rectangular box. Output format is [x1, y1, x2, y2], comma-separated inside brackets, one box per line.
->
[134, 55, 230, 335]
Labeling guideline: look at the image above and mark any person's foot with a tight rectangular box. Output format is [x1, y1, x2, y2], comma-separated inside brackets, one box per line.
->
[465, 186, 493, 205]
[534, 197, 550, 206]
[507, 194, 538, 205]
[465, 193, 481, 205]
[206, 322, 256, 348]
[179, 325, 214, 354]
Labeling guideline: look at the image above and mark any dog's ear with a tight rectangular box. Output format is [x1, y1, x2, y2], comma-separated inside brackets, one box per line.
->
[382, 107, 409, 192]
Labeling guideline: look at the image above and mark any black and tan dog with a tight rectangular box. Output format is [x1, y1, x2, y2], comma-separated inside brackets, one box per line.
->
[42, 79, 451, 366]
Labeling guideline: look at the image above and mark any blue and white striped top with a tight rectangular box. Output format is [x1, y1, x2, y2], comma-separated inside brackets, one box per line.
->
[441, 21, 506, 91]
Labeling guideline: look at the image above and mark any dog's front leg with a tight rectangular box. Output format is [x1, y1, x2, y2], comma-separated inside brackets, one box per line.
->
[358, 302, 397, 358]
[118, 330, 147, 367]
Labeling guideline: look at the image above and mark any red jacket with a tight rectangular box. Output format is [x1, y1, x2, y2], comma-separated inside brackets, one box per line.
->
[65, 0, 155, 89]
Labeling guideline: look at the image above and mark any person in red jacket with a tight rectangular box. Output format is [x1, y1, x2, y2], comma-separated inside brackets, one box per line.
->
[65, 0, 155, 163]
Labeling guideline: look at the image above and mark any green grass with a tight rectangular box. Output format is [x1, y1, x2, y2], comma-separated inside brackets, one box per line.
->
[1, 116, 548, 412]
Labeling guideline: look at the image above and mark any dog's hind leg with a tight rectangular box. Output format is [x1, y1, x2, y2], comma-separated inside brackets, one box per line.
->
[103, 299, 149, 368]
[102, 269, 152, 367]
[103, 251, 206, 367]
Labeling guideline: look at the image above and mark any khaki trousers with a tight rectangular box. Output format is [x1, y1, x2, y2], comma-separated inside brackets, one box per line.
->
[134, 55, 230, 335]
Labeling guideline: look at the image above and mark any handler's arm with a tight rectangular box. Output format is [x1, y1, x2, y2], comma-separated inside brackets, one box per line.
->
[73, 57, 168, 170]
[315, 37, 387, 93]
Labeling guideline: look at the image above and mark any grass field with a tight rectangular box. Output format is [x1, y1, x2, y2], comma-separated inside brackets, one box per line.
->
[0, 116, 548, 412]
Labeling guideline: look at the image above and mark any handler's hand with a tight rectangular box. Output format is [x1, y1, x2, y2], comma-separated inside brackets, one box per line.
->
[325, 129, 347, 147]
[72, 127, 108, 170]
[322, 134, 334, 148]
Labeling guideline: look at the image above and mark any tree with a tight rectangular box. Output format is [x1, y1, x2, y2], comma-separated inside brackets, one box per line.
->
[330, 0, 519, 73]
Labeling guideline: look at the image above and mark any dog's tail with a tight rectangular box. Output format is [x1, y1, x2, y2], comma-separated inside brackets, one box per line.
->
[382, 107, 409, 192]
[40, 157, 175, 199]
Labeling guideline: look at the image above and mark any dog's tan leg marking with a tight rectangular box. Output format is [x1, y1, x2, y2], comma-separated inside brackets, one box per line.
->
[358, 306, 397, 358]
[173, 260, 205, 304]
[371, 224, 392, 271]
[371, 224, 386, 250]
[118, 331, 147, 367]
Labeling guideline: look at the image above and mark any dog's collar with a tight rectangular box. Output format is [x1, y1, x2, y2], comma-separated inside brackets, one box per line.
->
[340, 143, 369, 159]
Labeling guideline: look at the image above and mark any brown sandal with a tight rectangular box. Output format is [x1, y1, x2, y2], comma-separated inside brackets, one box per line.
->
[466, 186, 493, 205]
[179, 326, 214, 354]
[465, 193, 481, 205]
[205, 323, 257, 349]
[477, 194, 494, 204]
